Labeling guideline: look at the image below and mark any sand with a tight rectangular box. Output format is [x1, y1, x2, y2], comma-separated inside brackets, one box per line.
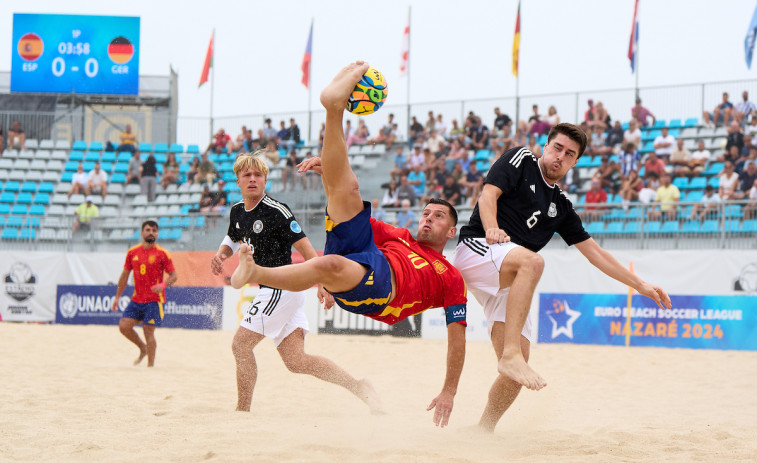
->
[1, 323, 756, 462]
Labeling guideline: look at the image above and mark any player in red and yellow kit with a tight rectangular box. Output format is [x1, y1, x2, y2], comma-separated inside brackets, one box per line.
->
[111, 220, 178, 367]
[231, 62, 467, 428]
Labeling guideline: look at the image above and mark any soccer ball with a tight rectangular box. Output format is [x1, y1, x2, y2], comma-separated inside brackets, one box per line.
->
[346, 67, 388, 115]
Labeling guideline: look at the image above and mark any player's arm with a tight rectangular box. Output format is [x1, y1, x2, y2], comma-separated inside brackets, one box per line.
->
[111, 268, 131, 312]
[292, 236, 334, 309]
[478, 183, 509, 244]
[211, 237, 237, 275]
[427, 320, 466, 428]
[574, 238, 671, 309]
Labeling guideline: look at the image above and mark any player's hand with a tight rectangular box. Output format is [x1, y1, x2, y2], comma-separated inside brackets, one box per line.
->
[638, 282, 672, 310]
[485, 227, 510, 245]
[150, 282, 167, 294]
[211, 253, 227, 275]
[297, 157, 323, 175]
[317, 285, 335, 310]
[111, 300, 119, 312]
[427, 390, 454, 428]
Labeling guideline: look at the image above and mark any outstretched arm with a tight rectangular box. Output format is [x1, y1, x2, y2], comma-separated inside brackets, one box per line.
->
[427, 322, 466, 428]
[575, 238, 672, 309]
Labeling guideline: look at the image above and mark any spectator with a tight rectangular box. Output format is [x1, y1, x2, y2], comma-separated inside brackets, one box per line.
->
[740, 161, 757, 195]
[448, 119, 464, 139]
[437, 174, 461, 206]
[186, 157, 201, 184]
[619, 143, 641, 178]
[276, 120, 290, 149]
[578, 179, 608, 222]
[747, 116, 757, 137]
[653, 126, 676, 163]
[620, 169, 644, 204]
[719, 162, 743, 200]
[67, 162, 89, 198]
[734, 90, 757, 126]
[72, 196, 99, 235]
[368, 113, 396, 148]
[288, 118, 301, 149]
[703, 92, 734, 127]
[207, 128, 232, 154]
[457, 149, 473, 174]
[724, 121, 745, 156]
[583, 99, 596, 125]
[638, 171, 659, 204]
[511, 128, 527, 147]
[424, 110, 436, 134]
[381, 178, 399, 207]
[740, 134, 754, 161]
[493, 107, 513, 138]
[200, 180, 228, 213]
[643, 151, 667, 183]
[281, 150, 301, 192]
[140, 154, 158, 202]
[198, 152, 218, 185]
[435, 114, 447, 138]
[262, 118, 278, 142]
[7, 120, 26, 150]
[719, 145, 741, 166]
[396, 175, 417, 206]
[318, 122, 326, 148]
[745, 178, 757, 220]
[471, 117, 490, 151]
[345, 119, 369, 147]
[690, 185, 721, 221]
[421, 147, 436, 173]
[669, 138, 692, 178]
[0, 124, 3, 156]
[689, 140, 711, 176]
[161, 152, 179, 189]
[389, 146, 409, 180]
[407, 163, 427, 197]
[393, 199, 415, 229]
[604, 121, 625, 154]
[370, 198, 387, 222]
[594, 155, 621, 194]
[592, 102, 611, 131]
[648, 172, 680, 221]
[408, 116, 424, 147]
[408, 144, 425, 170]
[520, 104, 542, 134]
[526, 134, 542, 158]
[232, 125, 250, 152]
[631, 97, 656, 127]
[126, 150, 142, 185]
[461, 161, 484, 206]
[623, 119, 642, 150]
[585, 125, 606, 158]
[425, 129, 446, 157]
[116, 124, 136, 153]
[261, 142, 279, 167]
[446, 138, 467, 162]
[86, 161, 108, 199]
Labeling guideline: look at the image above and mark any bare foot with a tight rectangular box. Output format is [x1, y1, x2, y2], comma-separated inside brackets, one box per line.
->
[355, 378, 385, 415]
[230, 243, 257, 289]
[133, 346, 147, 366]
[497, 352, 547, 391]
[320, 61, 370, 111]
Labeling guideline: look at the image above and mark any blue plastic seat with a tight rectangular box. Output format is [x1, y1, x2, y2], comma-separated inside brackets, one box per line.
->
[623, 222, 641, 234]
[138, 142, 153, 152]
[28, 205, 45, 216]
[169, 143, 184, 153]
[0, 192, 15, 203]
[101, 151, 117, 163]
[667, 119, 682, 129]
[82, 161, 95, 172]
[85, 151, 100, 162]
[4, 181, 20, 192]
[701, 220, 719, 233]
[71, 140, 87, 150]
[672, 177, 689, 190]
[652, 120, 666, 129]
[586, 222, 605, 234]
[60, 172, 74, 182]
[20, 181, 37, 193]
[89, 141, 104, 151]
[117, 152, 132, 162]
[179, 163, 190, 174]
[16, 192, 33, 204]
[626, 207, 642, 219]
[2, 228, 19, 240]
[11, 204, 28, 215]
[643, 221, 662, 234]
[186, 144, 200, 154]
[725, 219, 741, 233]
[702, 162, 724, 177]
[69, 151, 85, 161]
[683, 118, 699, 128]
[154, 143, 168, 153]
[38, 182, 54, 193]
[101, 162, 114, 173]
[111, 173, 127, 184]
[0, 204, 11, 214]
[65, 161, 79, 172]
[708, 177, 720, 188]
[158, 216, 171, 228]
[194, 215, 206, 227]
[740, 220, 757, 233]
[20, 228, 36, 240]
[681, 220, 700, 233]
[113, 163, 129, 173]
[0, 217, 4, 227]
[688, 177, 707, 190]
[155, 154, 167, 164]
[33, 193, 50, 205]
[660, 221, 680, 233]
[6, 216, 23, 228]
[725, 205, 742, 219]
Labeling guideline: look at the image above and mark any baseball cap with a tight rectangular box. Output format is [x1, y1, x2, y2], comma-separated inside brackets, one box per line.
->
[85, 196, 94, 202]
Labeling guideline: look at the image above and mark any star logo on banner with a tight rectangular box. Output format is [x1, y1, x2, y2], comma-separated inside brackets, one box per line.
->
[547, 299, 581, 339]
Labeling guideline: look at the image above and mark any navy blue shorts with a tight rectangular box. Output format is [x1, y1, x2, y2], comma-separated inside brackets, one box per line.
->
[122, 301, 164, 327]
[324, 201, 393, 315]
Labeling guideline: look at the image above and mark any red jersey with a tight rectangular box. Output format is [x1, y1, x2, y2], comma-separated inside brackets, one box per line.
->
[123, 244, 175, 303]
[369, 218, 467, 325]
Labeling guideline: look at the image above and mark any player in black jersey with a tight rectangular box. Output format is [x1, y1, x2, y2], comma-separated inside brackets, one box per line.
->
[454, 123, 671, 432]
[210, 154, 381, 414]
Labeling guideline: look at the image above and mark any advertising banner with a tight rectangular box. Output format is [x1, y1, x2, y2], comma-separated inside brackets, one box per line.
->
[538, 293, 757, 351]
[56, 285, 223, 330]
[0, 253, 66, 322]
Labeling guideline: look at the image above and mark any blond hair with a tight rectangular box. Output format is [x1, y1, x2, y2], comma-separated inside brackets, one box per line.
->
[233, 151, 270, 178]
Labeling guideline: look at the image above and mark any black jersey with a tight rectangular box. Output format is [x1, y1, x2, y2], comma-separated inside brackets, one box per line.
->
[459, 146, 590, 252]
[226, 195, 307, 268]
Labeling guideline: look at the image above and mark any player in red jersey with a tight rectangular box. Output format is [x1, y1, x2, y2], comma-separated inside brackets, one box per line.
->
[111, 220, 178, 367]
[231, 61, 467, 428]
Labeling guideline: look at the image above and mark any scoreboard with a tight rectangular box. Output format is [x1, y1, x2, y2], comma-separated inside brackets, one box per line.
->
[11, 13, 140, 95]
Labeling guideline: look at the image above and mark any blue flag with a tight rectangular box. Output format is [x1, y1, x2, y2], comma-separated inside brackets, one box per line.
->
[745, 3, 757, 69]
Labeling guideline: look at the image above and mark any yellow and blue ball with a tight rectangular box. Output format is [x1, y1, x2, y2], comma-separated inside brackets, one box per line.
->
[346, 66, 388, 116]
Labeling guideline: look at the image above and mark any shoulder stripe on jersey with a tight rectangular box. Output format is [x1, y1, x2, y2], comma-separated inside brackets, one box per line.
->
[263, 289, 281, 316]
[509, 147, 533, 169]
[463, 238, 488, 257]
[262, 197, 293, 219]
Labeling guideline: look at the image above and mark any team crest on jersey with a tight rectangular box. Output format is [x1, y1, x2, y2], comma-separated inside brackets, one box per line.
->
[432, 260, 448, 275]
[236, 222, 240, 229]
[530, 184, 535, 193]
[148, 255, 156, 264]
[253, 220, 263, 233]
[548, 202, 557, 217]
[290, 221, 302, 233]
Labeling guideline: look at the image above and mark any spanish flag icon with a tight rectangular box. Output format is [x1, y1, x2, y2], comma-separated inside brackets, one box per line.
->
[18, 33, 43, 61]
[108, 36, 134, 64]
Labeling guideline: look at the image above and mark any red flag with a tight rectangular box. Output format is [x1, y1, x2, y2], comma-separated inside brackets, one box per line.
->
[199, 31, 214, 88]
[512, 1, 520, 77]
[301, 20, 313, 88]
[400, 16, 409, 75]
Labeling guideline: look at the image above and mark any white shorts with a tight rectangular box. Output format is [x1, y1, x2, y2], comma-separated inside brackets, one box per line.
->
[239, 287, 309, 347]
[453, 238, 534, 342]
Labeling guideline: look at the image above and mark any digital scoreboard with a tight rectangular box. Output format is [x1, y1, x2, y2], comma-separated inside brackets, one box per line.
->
[11, 13, 140, 95]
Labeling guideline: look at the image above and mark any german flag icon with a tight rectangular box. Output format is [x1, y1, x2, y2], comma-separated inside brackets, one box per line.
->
[18, 33, 43, 61]
[108, 36, 134, 64]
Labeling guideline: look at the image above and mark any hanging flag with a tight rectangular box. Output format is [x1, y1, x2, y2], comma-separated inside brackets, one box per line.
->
[745, 2, 757, 69]
[301, 20, 313, 89]
[512, 1, 520, 77]
[198, 30, 214, 88]
[628, 0, 639, 73]
[400, 16, 410, 75]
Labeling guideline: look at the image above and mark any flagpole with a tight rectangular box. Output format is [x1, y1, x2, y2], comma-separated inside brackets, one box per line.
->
[634, 1, 640, 100]
[405, 6, 412, 140]
[307, 18, 313, 144]
[209, 28, 215, 141]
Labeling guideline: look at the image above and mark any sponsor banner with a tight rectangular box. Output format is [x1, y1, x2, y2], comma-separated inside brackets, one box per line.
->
[419, 302, 491, 342]
[0, 253, 66, 322]
[538, 293, 757, 351]
[56, 285, 223, 330]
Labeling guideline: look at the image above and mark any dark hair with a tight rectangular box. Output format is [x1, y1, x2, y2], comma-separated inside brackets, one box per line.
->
[142, 220, 158, 230]
[425, 198, 458, 226]
[547, 123, 588, 159]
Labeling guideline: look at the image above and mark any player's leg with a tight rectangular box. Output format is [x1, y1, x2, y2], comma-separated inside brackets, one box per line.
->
[118, 316, 147, 365]
[479, 326, 530, 432]
[231, 244, 366, 294]
[277, 328, 383, 414]
[231, 327, 265, 411]
[496, 247, 547, 391]
[142, 324, 157, 367]
[319, 61, 370, 223]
